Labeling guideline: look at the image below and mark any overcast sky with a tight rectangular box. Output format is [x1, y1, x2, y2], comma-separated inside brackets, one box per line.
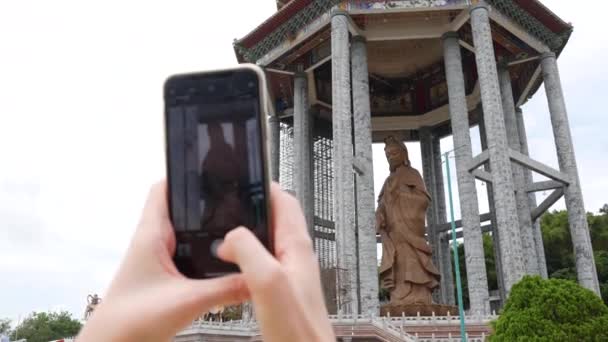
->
[1, 0, 606, 324]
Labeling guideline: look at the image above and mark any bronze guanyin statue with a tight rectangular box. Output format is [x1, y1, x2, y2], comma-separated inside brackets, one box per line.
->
[376, 136, 441, 311]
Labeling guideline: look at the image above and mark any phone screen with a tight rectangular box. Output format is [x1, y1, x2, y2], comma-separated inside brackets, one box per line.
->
[164, 69, 270, 278]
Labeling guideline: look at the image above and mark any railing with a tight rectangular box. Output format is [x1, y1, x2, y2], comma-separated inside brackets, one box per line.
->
[327, 312, 498, 324]
[180, 312, 496, 341]
[185, 317, 259, 331]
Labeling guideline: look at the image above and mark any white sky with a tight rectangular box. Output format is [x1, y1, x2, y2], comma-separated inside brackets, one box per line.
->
[1, 0, 607, 323]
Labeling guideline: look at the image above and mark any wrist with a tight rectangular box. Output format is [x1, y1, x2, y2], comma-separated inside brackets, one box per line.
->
[77, 304, 134, 342]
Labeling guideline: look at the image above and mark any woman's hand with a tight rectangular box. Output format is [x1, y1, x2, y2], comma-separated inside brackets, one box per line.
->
[77, 181, 249, 342]
[218, 183, 335, 342]
[78, 181, 334, 342]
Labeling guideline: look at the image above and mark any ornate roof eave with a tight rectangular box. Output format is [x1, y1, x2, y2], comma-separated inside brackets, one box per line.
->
[520, 0, 571, 31]
[518, 26, 573, 106]
[234, 0, 341, 63]
[277, 0, 293, 10]
[485, 0, 569, 51]
[234, 0, 572, 64]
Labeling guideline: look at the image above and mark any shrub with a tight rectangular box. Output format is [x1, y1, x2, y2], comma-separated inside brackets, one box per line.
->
[490, 276, 608, 341]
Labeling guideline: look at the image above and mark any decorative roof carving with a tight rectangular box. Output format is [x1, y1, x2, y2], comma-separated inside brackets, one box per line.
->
[237, 0, 572, 63]
[486, 0, 569, 50]
[235, 0, 341, 63]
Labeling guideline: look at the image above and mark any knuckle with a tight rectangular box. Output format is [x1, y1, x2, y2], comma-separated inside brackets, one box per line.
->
[276, 188, 301, 210]
[224, 226, 250, 244]
[256, 263, 287, 291]
[293, 235, 314, 253]
[286, 193, 304, 211]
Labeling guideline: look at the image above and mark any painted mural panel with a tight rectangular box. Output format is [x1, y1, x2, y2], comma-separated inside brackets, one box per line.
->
[371, 91, 414, 115]
[346, 0, 470, 10]
[313, 57, 475, 116]
[428, 64, 449, 108]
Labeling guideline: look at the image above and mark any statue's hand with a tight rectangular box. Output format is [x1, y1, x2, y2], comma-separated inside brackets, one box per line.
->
[376, 207, 389, 232]
[381, 278, 395, 290]
[375, 210, 385, 232]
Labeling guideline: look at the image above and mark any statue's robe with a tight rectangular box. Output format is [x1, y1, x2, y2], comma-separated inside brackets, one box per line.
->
[377, 165, 440, 305]
[200, 127, 244, 233]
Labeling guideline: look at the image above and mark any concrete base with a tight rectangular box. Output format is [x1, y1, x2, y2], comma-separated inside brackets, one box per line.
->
[381, 303, 459, 317]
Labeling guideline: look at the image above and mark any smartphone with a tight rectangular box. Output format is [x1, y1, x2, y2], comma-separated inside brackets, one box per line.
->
[164, 64, 273, 279]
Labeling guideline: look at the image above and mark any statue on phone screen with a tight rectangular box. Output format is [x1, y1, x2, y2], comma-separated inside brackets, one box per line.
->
[376, 136, 440, 306]
[200, 122, 244, 233]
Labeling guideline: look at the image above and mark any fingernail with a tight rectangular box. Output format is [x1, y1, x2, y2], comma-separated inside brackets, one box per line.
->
[210, 238, 223, 259]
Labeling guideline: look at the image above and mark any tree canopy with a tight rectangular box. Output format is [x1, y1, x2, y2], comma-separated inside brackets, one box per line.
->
[453, 205, 608, 309]
[0, 318, 10, 335]
[541, 207, 608, 305]
[9, 311, 81, 342]
[490, 276, 608, 341]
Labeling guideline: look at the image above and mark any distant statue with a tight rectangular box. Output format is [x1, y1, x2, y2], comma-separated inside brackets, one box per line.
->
[84, 294, 101, 320]
[376, 136, 440, 306]
[202, 305, 225, 321]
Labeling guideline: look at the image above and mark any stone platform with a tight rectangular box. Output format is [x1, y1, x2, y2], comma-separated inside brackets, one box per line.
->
[381, 304, 459, 317]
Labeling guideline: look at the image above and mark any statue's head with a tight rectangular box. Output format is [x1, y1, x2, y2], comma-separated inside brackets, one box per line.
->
[384, 136, 410, 172]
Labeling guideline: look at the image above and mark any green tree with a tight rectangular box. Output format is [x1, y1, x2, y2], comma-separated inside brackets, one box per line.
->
[589, 208, 608, 252]
[10, 311, 81, 342]
[0, 318, 11, 335]
[541, 207, 608, 304]
[452, 233, 498, 310]
[490, 276, 608, 341]
[540, 210, 574, 276]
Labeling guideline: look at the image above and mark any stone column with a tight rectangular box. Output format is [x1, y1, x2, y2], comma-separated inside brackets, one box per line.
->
[420, 127, 441, 304]
[351, 35, 379, 315]
[515, 108, 549, 279]
[432, 134, 455, 305]
[470, 2, 525, 294]
[478, 107, 506, 305]
[540, 52, 600, 295]
[442, 31, 489, 315]
[498, 63, 539, 276]
[331, 10, 359, 314]
[268, 115, 281, 182]
[294, 72, 315, 236]
[184, 107, 200, 231]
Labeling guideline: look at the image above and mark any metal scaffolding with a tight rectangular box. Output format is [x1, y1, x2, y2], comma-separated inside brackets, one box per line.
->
[279, 117, 339, 312]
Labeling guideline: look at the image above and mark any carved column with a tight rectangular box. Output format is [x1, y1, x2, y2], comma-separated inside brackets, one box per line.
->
[540, 52, 600, 295]
[420, 127, 440, 304]
[498, 63, 539, 275]
[331, 10, 358, 314]
[478, 107, 506, 306]
[432, 134, 455, 305]
[470, 2, 525, 294]
[515, 107, 548, 279]
[442, 31, 489, 314]
[185, 107, 200, 231]
[294, 71, 315, 236]
[351, 35, 379, 315]
[268, 115, 280, 182]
